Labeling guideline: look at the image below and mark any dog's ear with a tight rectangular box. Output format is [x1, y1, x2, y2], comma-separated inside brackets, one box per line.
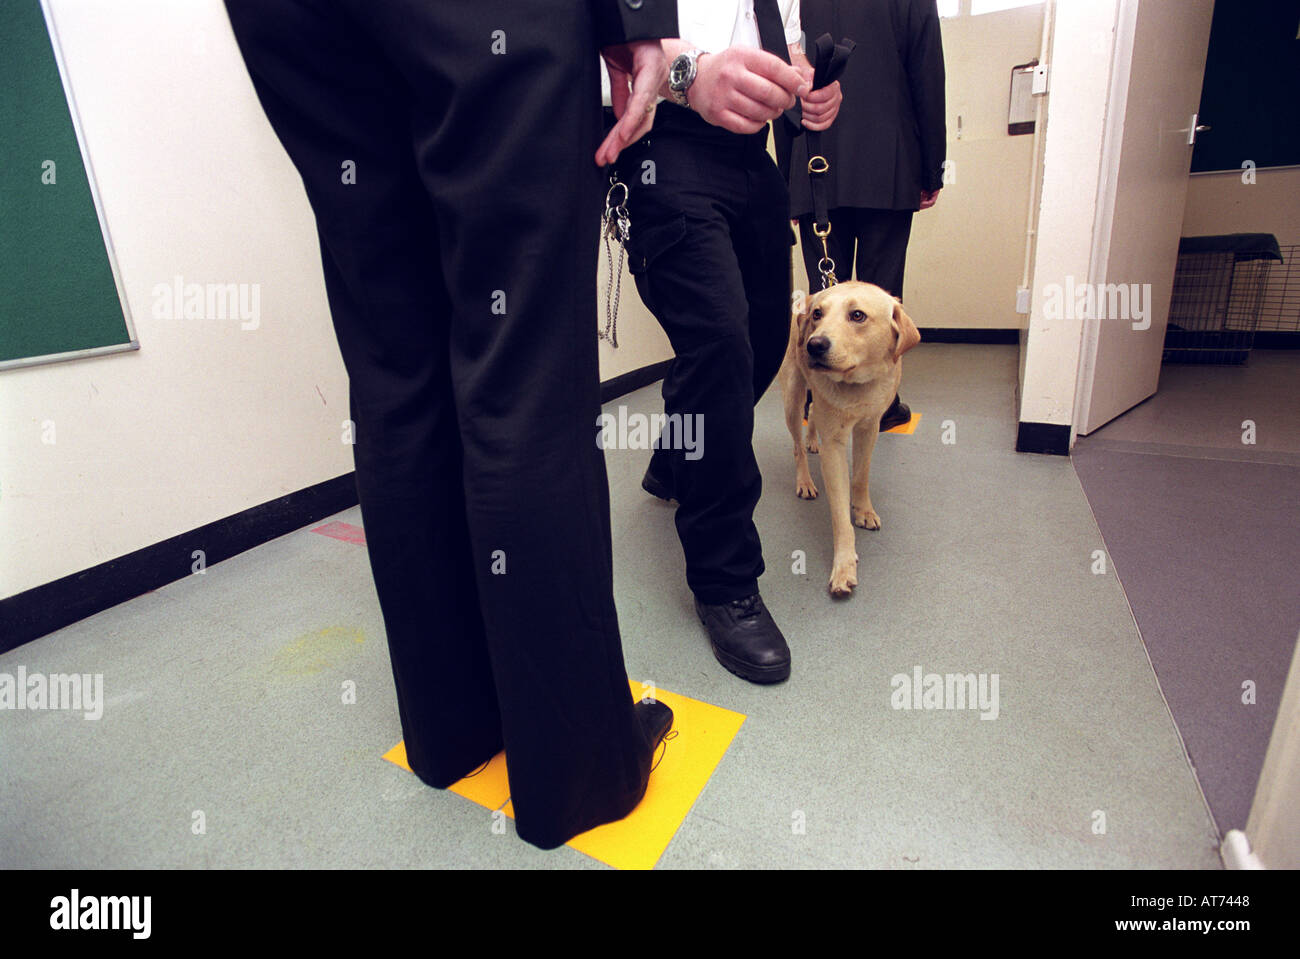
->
[795, 289, 818, 338]
[891, 299, 921, 359]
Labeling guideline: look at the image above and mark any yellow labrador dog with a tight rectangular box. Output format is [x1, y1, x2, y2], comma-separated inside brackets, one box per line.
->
[778, 282, 921, 598]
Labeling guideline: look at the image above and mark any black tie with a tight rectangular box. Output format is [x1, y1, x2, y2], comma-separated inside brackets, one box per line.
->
[752, 0, 803, 130]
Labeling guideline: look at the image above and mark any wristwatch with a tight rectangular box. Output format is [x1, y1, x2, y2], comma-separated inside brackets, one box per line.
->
[668, 48, 704, 109]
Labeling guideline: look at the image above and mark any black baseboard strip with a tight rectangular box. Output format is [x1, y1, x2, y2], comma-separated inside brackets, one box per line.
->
[599, 334, 1014, 404]
[918, 328, 1020, 344]
[599, 359, 672, 404]
[0, 473, 359, 656]
[1017, 421, 1071, 456]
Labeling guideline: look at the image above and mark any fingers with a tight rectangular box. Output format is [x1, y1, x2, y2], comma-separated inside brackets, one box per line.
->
[596, 41, 665, 165]
[692, 47, 809, 132]
[801, 99, 835, 129]
[596, 104, 652, 166]
[802, 82, 840, 108]
[735, 46, 809, 98]
[730, 67, 802, 115]
[801, 81, 842, 131]
[594, 129, 620, 167]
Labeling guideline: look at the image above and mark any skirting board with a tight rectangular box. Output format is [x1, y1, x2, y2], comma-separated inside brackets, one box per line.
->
[1017, 421, 1071, 456]
[600, 359, 672, 404]
[918, 328, 1020, 344]
[0, 474, 359, 655]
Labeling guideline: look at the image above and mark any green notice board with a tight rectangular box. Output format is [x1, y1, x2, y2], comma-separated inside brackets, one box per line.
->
[0, 0, 136, 370]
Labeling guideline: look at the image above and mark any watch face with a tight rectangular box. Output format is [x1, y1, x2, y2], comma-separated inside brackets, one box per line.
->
[669, 54, 692, 89]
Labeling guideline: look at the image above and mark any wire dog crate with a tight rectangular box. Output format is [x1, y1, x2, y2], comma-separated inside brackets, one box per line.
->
[1164, 233, 1285, 364]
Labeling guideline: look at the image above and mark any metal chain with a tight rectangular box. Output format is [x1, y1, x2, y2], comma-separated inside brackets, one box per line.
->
[600, 176, 631, 349]
[813, 222, 838, 290]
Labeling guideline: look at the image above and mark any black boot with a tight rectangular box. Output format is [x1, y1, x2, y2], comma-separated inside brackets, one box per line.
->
[694, 593, 791, 684]
[880, 394, 912, 432]
[641, 448, 677, 503]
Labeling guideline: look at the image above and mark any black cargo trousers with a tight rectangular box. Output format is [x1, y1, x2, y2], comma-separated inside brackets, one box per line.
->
[224, 0, 676, 850]
[615, 104, 792, 605]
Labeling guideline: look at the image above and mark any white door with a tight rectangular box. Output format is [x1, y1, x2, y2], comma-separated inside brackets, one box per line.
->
[1073, 0, 1216, 436]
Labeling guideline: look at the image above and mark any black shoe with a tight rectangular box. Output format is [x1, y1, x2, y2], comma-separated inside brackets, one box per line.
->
[641, 464, 677, 503]
[517, 699, 674, 850]
[880, 394, 911, 432]
[694, 593, 791, 684]
[634, 698, 674, 750]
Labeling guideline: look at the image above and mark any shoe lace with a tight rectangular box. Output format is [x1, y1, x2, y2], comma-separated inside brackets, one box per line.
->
[729, 594, 764, 620]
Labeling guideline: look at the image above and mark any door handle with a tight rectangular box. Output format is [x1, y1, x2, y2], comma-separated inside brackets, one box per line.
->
[1187, 113, 1211, 146]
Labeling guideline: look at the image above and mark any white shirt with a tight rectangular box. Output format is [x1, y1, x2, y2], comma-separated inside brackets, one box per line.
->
[679, 0, 802, 54]
[602, 1, 802, 105]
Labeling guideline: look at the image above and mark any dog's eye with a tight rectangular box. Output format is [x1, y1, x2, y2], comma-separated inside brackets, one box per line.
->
[811, 309, 822, 321]
[850, 310, 866, 323]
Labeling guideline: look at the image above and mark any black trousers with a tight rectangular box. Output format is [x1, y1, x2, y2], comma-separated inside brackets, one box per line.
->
[798, 207, 914, 298]
[615, 105, 792, 604]
[224, 0, 655, 850]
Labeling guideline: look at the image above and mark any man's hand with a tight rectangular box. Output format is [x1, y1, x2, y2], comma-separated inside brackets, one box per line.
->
[686, 45, 808, 134]
[800, 79, 841, 130]
[597, 40, 669, 166]
[919, 189, 941, 210]
[791, 51, 842, 131]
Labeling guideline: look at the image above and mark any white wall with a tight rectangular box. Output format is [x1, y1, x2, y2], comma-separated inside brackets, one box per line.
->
[906, 4, 1046, 330]
[0, 0, 355, 600]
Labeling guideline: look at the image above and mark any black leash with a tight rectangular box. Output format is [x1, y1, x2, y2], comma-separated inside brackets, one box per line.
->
[798, 33, 856, 290]
[794, 34, 855, 423]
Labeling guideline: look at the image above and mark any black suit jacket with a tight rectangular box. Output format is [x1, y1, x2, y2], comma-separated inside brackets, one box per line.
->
[788, 0, 946, 214]
[593, 0, 678, 47]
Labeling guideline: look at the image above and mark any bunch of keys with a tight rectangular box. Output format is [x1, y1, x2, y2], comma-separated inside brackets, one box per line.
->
[600, 176, 631, 348]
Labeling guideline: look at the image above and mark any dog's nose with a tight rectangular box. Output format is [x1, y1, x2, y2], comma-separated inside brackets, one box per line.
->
[806, 336, 831, 358]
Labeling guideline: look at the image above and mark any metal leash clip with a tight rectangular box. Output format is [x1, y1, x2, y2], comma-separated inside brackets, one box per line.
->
[600, 175, 631, 348]
[808, 154, 837, 290]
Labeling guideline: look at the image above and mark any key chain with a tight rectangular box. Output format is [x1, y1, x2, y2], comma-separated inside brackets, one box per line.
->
[600, 174, 630, 349]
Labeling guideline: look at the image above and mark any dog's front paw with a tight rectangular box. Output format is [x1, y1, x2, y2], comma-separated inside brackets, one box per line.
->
[796, 474, 818, 499]
[806, 438, 820, 454]
[852, 505, 881, 530]
[828, 557, 858, 598]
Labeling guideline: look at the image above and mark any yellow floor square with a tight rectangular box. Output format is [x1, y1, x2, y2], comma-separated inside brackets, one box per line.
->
[803, 411, 920, 436]
[381, 741, 512, 809]
[884, 411, 921, 434]
[383, 681, 746, 868]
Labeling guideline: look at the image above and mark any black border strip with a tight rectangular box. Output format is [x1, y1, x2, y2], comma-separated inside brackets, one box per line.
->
[0, 474, 358, 655]
[599, 358, 672, 403]
[918, 328, 1020, 344]
[1017, 421, 1071, 456]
